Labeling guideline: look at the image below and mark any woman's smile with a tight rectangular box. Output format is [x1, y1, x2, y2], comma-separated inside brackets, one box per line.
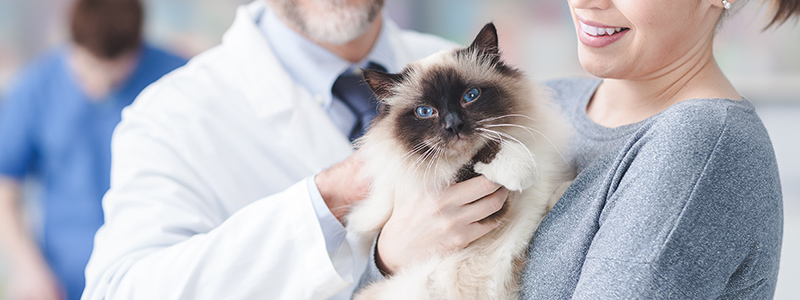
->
[577, 19, 630, 48]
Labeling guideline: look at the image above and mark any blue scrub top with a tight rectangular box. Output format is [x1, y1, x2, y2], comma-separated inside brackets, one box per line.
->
[0, 44, 186, 300]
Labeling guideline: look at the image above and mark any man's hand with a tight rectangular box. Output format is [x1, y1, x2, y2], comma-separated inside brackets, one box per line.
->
[375, 176, 509, 275]
[315, 151, 371, 222]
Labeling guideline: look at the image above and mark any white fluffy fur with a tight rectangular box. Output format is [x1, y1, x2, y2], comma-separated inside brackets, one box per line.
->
[346, 46, 572, 300]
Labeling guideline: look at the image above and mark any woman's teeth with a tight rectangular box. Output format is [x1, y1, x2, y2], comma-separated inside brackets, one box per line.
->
[580, 21, 625, 36]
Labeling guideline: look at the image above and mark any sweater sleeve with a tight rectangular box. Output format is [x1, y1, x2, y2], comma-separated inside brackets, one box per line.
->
[570, 104, 782, 299]
[355, 236, 387, 293]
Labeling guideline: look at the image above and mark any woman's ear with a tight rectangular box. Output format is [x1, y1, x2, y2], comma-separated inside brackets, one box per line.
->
[707, 0, 736, 9]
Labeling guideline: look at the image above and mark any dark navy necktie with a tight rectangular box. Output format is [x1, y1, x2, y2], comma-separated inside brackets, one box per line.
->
[331, 62, 386, 142]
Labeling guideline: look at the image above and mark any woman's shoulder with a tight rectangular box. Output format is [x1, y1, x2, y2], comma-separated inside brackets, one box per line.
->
[651, 98, 767, 143]
[642, 98, 777, 169]
[542, 77, 601, 102]
[541, 77, 601, 119]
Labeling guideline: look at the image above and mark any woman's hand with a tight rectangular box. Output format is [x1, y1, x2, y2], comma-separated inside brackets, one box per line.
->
[375, 176, 508, 275]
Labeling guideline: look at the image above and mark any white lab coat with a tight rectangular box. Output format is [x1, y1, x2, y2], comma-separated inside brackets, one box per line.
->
[81, 2, 455, 299]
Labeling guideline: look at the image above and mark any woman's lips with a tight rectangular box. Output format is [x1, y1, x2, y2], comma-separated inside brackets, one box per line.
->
[578, 20, 629, 48]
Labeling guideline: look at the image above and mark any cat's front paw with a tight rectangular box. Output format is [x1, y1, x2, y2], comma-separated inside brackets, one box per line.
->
[474, 141, 539, 191]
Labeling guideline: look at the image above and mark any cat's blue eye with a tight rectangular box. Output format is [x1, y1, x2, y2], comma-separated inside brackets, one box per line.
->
[463, 88, 480, 103]
[416, 106, 435, 118]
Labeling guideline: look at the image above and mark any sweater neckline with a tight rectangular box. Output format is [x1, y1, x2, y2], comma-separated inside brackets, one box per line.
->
[571, 79, 751, 141]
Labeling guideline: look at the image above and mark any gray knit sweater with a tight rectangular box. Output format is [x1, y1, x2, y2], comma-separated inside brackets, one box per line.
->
[359, 78, 783, 299]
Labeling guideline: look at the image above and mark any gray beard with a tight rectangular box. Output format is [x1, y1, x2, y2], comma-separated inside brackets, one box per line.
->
[271, 0, 384, 45]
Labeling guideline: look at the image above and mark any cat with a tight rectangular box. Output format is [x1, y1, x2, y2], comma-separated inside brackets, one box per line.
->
[347, 23, 572, 300]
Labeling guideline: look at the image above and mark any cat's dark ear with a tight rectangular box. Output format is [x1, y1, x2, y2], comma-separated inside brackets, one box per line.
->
[362, 69, 403, 100]
[468, 23, 499, 58]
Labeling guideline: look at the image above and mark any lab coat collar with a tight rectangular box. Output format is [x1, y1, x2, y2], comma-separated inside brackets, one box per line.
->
[220, 1, 358, 175]
[221, 1, 299, 119]
[257, 9, 397, 110]
[221, 1, 411, 120]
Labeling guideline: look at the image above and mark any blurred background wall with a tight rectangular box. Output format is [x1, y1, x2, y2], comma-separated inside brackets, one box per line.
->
[0, 0, 797, 299]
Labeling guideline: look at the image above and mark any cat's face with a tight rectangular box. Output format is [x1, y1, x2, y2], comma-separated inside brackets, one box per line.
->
[363, 23, 529, 169]
[388, 66, 512, 158]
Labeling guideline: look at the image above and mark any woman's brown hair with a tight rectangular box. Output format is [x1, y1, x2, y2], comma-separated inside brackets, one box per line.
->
[70, 0, 143, 59]
[765, 0, 800, 28]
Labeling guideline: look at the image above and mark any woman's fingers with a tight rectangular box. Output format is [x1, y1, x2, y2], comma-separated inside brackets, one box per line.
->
[375, 176, 511, 275]
[441, 175, 502, 206]
[462, 186, 509, 223]
[463, 218, 504, 247]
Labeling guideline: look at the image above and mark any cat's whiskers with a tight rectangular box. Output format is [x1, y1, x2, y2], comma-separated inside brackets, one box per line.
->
[477, 128, 534, 160]
[397, 141, 437, 212]
[476, 128, 506, 145]
[484, 123, 537, 138]
[423, 146, 440, 192]
[432, 146, 443, 184]
[477, 135, 494, 147]
[407, 138, 445, 191]
[400, 144, 425, 161]
[415, 141, 446, 218]
[410, 143, 437, 179]
[484, 123, 571, 167]
[476, 127, 541, 180]
[476, 114, 536, 124]
[400, 137, 439, 165]
[407, 138, 440, 171]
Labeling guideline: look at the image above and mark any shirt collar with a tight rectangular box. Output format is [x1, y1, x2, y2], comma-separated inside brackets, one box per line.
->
[258, 8, 397, 108]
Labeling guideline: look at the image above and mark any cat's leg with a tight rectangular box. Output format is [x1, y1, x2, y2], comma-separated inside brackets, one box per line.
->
[474, 140, 539, 192]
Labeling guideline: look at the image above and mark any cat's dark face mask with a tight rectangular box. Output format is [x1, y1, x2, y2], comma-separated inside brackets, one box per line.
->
[400, 68, 511, 143]
[361, 23, 520, 155]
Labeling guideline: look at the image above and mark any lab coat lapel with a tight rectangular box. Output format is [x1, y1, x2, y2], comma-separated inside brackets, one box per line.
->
[222, 2, 354, 173]
[385, 21, 421, 71]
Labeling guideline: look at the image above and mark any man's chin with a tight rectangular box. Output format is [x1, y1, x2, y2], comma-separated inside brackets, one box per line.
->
[268, 0, 383, 45]
[304, 25, 371, 45]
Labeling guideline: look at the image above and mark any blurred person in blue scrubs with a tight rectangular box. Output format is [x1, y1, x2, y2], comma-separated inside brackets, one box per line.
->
[0, 0, 186, 299]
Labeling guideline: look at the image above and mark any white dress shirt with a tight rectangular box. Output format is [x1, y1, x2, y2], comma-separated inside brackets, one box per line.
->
[259, 10, 397, 136]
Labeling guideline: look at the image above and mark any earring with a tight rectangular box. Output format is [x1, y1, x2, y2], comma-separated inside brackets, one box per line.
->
[722, 0, 732, 9]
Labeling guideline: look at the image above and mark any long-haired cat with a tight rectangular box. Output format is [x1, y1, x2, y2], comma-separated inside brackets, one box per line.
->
[347, 23, 571, 300]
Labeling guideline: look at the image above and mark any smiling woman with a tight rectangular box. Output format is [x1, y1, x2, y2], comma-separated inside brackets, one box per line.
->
[352, 0, 797, 298]
[510, 0, 800, 298]
[567, 0, 799, 128]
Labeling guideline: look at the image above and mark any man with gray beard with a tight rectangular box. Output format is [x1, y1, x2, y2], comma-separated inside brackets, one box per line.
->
[82, 0, 509, 299]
